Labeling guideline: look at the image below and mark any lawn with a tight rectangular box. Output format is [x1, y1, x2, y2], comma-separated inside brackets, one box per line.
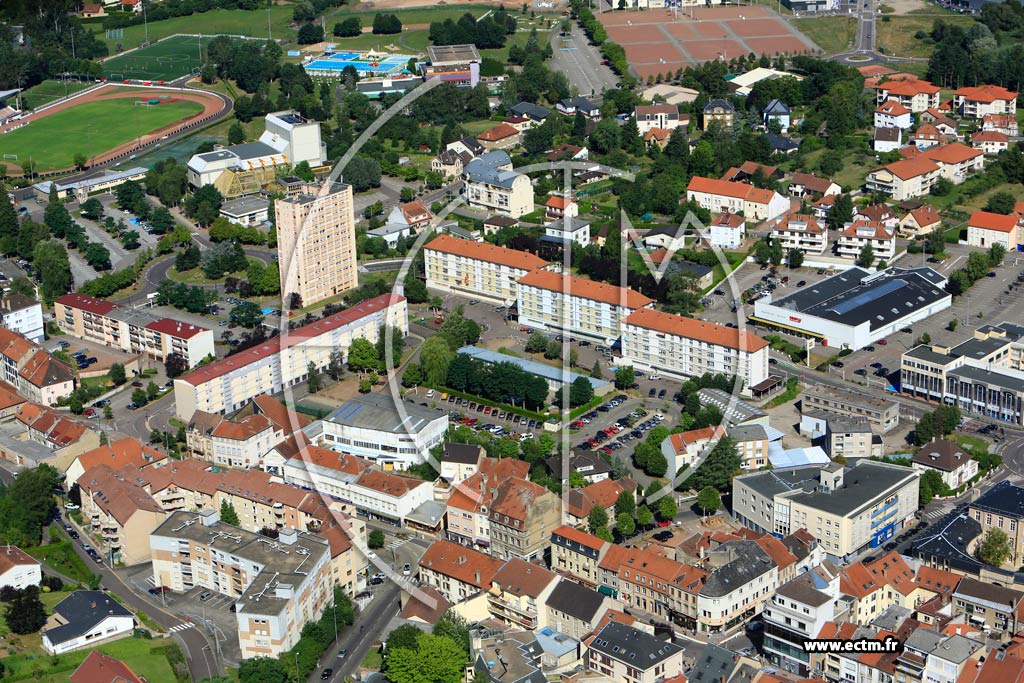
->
[875, 15, 973, 58]
[326, 5, 491, 25]
[322, 29, 432, 54]
[25, 540, 98, 585]
[94, 6, 296, 51]
[2, 637, 183, 683]
[0, 98, 204, 172]
[955, 433, 990, 454]
[18, 80, 94, 110]
[792, 16, 857, 54]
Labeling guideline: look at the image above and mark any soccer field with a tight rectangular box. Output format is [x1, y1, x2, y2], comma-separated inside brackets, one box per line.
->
[0, 98, 204, 171]
[101, 34, 212, 82]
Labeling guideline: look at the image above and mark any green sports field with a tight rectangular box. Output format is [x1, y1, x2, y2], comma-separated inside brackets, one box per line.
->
[100, 34, 214, 82]
[18, 79, 94, 109]
[0, 97, 203, 171]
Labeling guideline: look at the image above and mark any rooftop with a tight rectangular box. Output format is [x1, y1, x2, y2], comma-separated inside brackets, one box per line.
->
[588, 621, 682, 668]
[969, 480, 1024, 521]
[517, 270, 654, 309]
[625, 308, 769, 353]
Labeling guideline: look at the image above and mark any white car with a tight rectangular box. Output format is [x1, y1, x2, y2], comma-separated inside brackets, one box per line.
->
[64, 503, 80, 510]
[426, 389, 435, 398]
[519, 432, 534, 442]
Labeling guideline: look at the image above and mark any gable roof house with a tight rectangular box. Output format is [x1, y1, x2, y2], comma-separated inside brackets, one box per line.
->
[42, 591, 135, 654]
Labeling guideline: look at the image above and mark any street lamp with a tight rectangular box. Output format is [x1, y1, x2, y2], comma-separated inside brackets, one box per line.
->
[295, 652, 300, 683]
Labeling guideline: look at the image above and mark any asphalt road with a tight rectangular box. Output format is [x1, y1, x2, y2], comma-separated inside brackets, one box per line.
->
[49, 522, 219, 681]
[548, 26, 620, 98]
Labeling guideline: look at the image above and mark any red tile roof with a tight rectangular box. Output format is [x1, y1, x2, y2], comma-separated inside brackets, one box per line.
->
[877, 99, 910, 116]
[492, 557, 557, 597]
[969, 210, 1018, 233]
[145, 317, 209, 339]
[211, 414, 273, 441]
[419, 539, 504, 590]
[180, 294, 404, 386]
[666, 426, 727, 454]
[478, 123, 520, 142]
[70, 651, 145, 683]
[552, 524, 606, 552]
[954, 85, 1018, 103]
[546, 195, 573, 209]
[517, 270, 654, 309]
[625, 308, 769, 352]
[923, 142, 983, 165]
[0, 546, 40, 575]
[972, 130, 1008, 143]
[876, 157, 939, 180]
[688, 176, 758, 200]
[425, 234, 548, 271]
[55, 293, 116, 316]
[881, 79, 941, 96]
[906, 205, 941, 229]
[76, 437, 166, 474]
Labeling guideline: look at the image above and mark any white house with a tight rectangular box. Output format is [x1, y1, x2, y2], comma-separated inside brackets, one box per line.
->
[873, 127, 902, 153]
[763, 570, 840, 676]
[763, 99, 791, 133]
[634, 104, 683, 134]
[219, 196, 270, 227]
[0, 295, 44, 343]
[686, 176, 789, 223]
[910, 439, 979, 490]
[545, 195, 579, 223]
[42, 591, 135, 654]
[707, 212, 746, 249]
[971, 130, 1009, 155]
[0, 546, 41, 590]
[966, 210, 1019, 251]
[661, 426, 726, 477]
[953, 85, 1018, 118]
[836, 220, 897, 262]
[770, 213, 829, 254]
[874, 99, 912, 129]
[545, 217, 591, 247]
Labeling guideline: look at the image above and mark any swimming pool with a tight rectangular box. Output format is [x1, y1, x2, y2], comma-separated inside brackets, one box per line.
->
[305, 58, 407, 73]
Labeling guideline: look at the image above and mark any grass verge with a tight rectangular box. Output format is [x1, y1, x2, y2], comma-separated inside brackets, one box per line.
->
[792, 16, 857, 54]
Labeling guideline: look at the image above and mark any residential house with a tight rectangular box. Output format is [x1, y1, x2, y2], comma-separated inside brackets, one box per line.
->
[431, 148, 473, 179]
[418, 538, 504, 603]
[482, 215, 519, 236]
[770, 213, 829, 254]
[661, 426, 726, 477]
[545, 143, 589, 162]
[953, 85, 1018, 118]
[768, 133, 800, 155]
[966, 482, 1024, 568]
[0, 294, 44, 343]
[387, 199, 433, 232]
[70, 652, 145, 683]
[967, 210, 1018, 250]
[439, 443, 485, 483]
[823, 415, 881, 460]
[544, 217, 591, 249]
[763, 99, 791, 132]
[209, 414, 283, 469]
[923, 143, 985, 184]
[550, 525, 608, 589]
[444, 457, 531, 549]
[487, 557, 558, 629]
[866, 157, 941, 200]
[42, 591, 135, 654]
[488, 477, 561, 561]
[788, 173, 840, 199]
[585, 621, 684, 683]
[462, 151, 533, 218]
[874, 79, 941, 113]
[912, 124, 944, 150]
[544, 451, 611, 485]
[982, 113, 1018, 136]
[686, 176, 789, 222]
[77, 464, 168, 566]
[910, 439, 979, 491]
[502, 115, 532, 132]
[557, 96, 600, 118]
[509, 102, 551, 124]
[64, 436, 166, 489]
[545, 578, 615, 639]
[0, 546, 41, 590]
[972, 130, 1009, 155]
[635, 104, 683, 134]
[836, 220, 897, 262]
[564, 478, 638, 528]
[875, 99, 913, 129]
[722, 161, 781, 184]
[545, 195, 579, 223]
[477, 123, 522, 151]
[730, 423, 776, 470]
[951, 577, 1024, 634]
[874, 127, 903, 153]
[707, 212, 746, 249]
[703, 99, 735, 128]
[899, 205, 942, 238]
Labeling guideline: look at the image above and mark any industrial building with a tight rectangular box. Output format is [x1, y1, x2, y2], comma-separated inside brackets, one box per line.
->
[751, 267, 951, 350]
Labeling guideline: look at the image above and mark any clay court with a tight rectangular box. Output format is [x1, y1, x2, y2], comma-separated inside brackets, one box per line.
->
[598, 5, 819, 80]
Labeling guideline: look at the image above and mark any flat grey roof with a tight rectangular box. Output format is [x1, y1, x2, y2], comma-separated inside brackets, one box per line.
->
[904, 344, 957, 365]
[950, 336, 1008, 361]
[783, 460, 918, 518]
[326, 392, 447, 434]
[735, 466, 822, 500]
[220, 195, 270, 217]
[458, 345, 610, 390]
[427, 44, 481, 64]
[949, 363, 1024, 394]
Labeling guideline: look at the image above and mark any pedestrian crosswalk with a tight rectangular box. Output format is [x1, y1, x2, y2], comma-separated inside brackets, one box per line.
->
[169, 623, 194, 633]
[386, 539, 407, 551]
[924, 507, 951, 521]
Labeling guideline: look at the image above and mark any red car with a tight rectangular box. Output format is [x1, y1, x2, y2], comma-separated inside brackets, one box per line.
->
[877, 339, 888, 346]
[657, 520, 671, 527]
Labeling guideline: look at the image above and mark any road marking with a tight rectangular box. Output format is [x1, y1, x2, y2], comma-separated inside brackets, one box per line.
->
[169, 622, 195, 633]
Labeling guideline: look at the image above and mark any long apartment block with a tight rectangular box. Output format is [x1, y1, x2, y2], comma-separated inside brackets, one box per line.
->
[424, 234, 549, 304]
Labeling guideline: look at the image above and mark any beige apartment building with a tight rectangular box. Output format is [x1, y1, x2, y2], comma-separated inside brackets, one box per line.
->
[276, 182, 358, 307]
[967, 481, 1024, 567]
[77, 464, 168, 566]
[462, 151, 533, 218]
[424, 234, 549, 304]
[54, 294, 214, 367]
[517, 270, 654, 344]
[550, 525, 609, 588]
[487, 558, 558, 630]
[151, 511, 333, 659]
[487, 477, 561, 562]
[174, 294, 406, 419]
[418, 539, 505, 604]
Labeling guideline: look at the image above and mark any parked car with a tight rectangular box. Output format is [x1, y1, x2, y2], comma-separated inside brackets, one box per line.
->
[321, 669, 333, 680]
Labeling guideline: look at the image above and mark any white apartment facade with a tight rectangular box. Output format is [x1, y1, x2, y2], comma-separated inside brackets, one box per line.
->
[0, 295, 44, 343]
[424, 234, 548, 304]
[953, 85, 1018, 118]
[708, 213, 746, 249]
[173, 294, 407, 419]
[622, 307, 769, 388]
[462, 151, 533, 218]
[770, 214, 829, 254]
[0, 546, 41, 590]
[836, 221, 897, 261]
[686, 176, 789, 223]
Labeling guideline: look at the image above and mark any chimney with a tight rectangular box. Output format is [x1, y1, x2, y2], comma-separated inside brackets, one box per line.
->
[475, 571, 481, 584]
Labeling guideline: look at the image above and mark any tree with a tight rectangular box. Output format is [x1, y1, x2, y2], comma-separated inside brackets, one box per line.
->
[988, 242, 1006, 267]
[636, 505, 653, 527]
[80, 197, 104, 220]
[347, 338, 378, 374]
[769, 238, 784, 266]
[615, 490, 635, 517]
[344, 155, 382, 192]
[385, 633, 466, 683]
[368, 529, 385, 549]
[420, 336, 454, 387]
[334, 17, 362, 37]
[544, 338, 561, 360]
[219, 500, 240, 526]
[33, 239, 72, 303]
[616, 512, 636, 537]
[588, 505, 608, 533]
[856, 242, 875, 268]
[645, 449, 669, 477]
[165, 353, 188, 379]
[372, 13, 403, 35]
[614, 366, 635, 390]
[788, 248, 804, 269]
[227, 121, 246, 145]
[525, 332, 548, 354]
[298, 23, 325, 44]
[827, 193, 854, 230]
[977, 528, 1013, 567]
[569, 376, 594, 407]
[568, 470, 587, 488]
[146, 380, 160, 401]
[230, 302, 265, 329]
[434, 611, 471, 656]
[696, 486, 721, 515]
[307, 361, 322, 394]
[109, 363, 126, 386]
[590, 359, 603, 379]
[4, 587, 46, 635]
[984, 190, 1017, 214]
[238, 657, 289, 683]
[658, 495, 678, 521]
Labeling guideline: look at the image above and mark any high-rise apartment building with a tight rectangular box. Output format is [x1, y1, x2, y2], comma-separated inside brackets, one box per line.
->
[276, 182, 357, 307]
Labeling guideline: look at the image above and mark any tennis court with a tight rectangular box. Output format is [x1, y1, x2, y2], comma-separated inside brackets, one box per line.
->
[101, 34, 211, 82]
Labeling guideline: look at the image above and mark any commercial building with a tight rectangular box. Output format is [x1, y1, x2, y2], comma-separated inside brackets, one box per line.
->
[462, 151, 533, 218]
[622, 307, 769, 388]
[422, 44, 481, 87]
[174, 294, 406, 419]
[836, 220, 897, 261]
[55, 293, 214, 367]
[966, 481, 1024, 568]
[763, 569, 842, 676]
[545, 578, 616, 640]
[751, 267, 951, 351]
[33, 166, 148, 202]
[219, 196, 270, 226]
[770, 213, 829, 254]
[488, 558, 558, 629]
[550, 525, 608, 589]
[457, 345, 612, 399]
[317, 392, 448, 470]
[0, 545, 41, 590]
[42, 591, 135, 655]
[967, 210, 1019, 250]
[445, 457, 531, 549]
[151, 511, 333, 658]
[802, 384, 900, 433]
[911, 438, 979, 491]
[186, 111, 325, 196]
[276, 181, 358, 307]
[732, 460, 920, 560]
[517, 270, 653, 344]
[424, 234, 548, 304]
[686, 176, 789, 223]
[0, 295, 43, 343]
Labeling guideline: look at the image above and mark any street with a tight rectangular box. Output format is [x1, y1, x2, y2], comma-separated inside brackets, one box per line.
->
[548, 25, 620, 98]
